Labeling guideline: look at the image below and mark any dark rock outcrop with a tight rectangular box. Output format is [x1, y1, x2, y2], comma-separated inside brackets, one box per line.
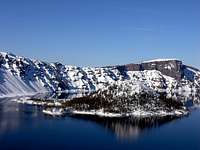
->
[141, 60, 183, 80]
[117, 59, 183, 80]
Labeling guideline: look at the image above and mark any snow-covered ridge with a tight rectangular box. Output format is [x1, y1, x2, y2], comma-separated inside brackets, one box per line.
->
[0, 52, 200, 98]
[143, 58, 180, 63]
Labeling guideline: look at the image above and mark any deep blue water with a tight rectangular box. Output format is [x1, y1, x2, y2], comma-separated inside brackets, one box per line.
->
[0, 98, 200, 150]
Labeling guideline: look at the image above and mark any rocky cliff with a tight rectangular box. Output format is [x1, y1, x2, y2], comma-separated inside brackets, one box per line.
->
[118, 59, 186, 80]
[0, 52, 199, 98]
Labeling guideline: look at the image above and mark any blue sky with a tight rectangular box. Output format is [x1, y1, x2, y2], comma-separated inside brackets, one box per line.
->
[0, 0, 199, 67]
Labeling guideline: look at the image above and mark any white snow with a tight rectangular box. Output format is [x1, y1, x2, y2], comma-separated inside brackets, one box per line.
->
[72, 109, 125, 117]
[143, 58, 179, 63]
[71, 109, 188, 118]
[0, 69, 48, 98]
[0, 51, 199, 104]
[43, 108, 64, 116]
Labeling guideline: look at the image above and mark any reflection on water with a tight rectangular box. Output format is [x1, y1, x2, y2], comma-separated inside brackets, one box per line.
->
[0, 91, 199, 144]
[69, 114, 179, 141]
[0, 98, 20, 134]
[0, 96, 180, 142]
[0, 98, 41, 135]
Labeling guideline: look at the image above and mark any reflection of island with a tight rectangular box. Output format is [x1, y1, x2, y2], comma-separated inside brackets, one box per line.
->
[69, 114, 180, 141]
[1, 91, 199, 141]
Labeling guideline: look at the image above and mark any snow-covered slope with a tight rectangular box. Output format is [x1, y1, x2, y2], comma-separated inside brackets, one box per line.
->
[0, 52, 199, 98]
[0, 68, 47, 97]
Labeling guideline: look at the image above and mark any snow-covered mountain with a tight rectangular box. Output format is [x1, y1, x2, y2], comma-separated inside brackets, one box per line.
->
[0, 52, 199, 98]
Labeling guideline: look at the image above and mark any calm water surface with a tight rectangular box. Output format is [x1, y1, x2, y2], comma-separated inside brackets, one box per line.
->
[0, 96, 200, 150]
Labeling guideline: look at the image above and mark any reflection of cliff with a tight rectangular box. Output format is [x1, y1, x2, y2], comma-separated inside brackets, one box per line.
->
[0, 99, 21, 135]
[0, 98, 40, 135]
[69, 115, 178, 141]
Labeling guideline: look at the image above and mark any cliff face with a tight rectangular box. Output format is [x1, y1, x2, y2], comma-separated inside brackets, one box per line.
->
[0, 52, 199, 97]
[119, 59, 183, 80]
